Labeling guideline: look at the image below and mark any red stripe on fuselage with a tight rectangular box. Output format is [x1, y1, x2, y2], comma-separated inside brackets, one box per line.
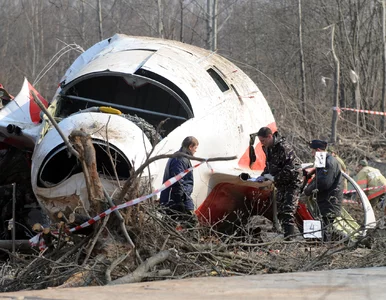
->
[28, 82, 48, 124]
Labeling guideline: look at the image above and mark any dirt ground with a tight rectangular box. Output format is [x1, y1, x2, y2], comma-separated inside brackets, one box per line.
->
[1, 266, 386, 300]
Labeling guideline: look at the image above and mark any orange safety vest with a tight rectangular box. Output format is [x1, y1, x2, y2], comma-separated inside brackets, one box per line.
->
[356, 166, 386, 200]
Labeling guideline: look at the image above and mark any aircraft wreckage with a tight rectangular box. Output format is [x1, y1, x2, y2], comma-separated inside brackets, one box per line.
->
[0, 34, 376, 243]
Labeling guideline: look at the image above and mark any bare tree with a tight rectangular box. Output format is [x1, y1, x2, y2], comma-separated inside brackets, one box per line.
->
[206, 0, 213, 50]
[180, 0, 184, 41]
[382, 0, 386, 132]
[97, 0, 104, 40]
[0, 0, 386, 149]
[157, 0, 165, 38]
[211, 0, 218, 51]
[330, 24, 340, 143]
[298, 0, 307, 117]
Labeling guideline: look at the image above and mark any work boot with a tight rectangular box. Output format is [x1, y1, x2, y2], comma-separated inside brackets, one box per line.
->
[283, 224, 295, 241]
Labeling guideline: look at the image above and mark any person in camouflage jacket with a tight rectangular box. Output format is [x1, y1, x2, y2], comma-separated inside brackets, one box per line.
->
[256, 127, 302, 240]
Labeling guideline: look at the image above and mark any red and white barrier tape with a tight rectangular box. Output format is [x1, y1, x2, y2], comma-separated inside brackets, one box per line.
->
[342, 185, 386, 205]
[343, 185, 386, 194]
[29, 160, 207, 248]
[333, 107, 386, 116]
[29, 230, 60, 250]
[69, 160, 205, 232]
[342, 199, 359, 204]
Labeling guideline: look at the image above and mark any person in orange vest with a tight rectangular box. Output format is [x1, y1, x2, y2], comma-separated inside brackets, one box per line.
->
[356, 159, 386, 207]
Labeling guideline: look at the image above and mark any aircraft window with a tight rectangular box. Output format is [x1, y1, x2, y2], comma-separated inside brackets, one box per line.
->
[58, 72, 193, 137]
[207, 68, 229, 92]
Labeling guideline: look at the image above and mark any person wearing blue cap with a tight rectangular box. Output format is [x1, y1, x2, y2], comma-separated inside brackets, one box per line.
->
[304, 139, 343, 241]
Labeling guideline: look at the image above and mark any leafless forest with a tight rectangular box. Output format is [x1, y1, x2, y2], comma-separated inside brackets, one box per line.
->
[1, 0, 386, 291]
[1, 0, 386, 165]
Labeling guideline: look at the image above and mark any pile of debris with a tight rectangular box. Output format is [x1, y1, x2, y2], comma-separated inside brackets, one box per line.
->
[1, 128, 386, 293]
[1, 201, 386, 293]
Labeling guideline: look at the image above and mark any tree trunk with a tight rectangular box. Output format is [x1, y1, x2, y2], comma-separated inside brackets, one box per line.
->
[211, 0, 218, 51]
[180, 0, 184, 42]
[382, 0, 386, 132]
[97, 0, 103, 41]
[206, 0, 212, 50]
[80, 0, 86, 44]
[355, 77, 361, 135]
[298, 0, 307, 117]
[330, 24, 340, 143]
[206, 0, 218, 51]
[157, 0, 165, 38]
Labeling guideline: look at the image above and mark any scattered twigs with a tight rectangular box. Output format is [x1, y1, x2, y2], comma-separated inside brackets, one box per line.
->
[3, 205, 386, 292]
[103, 188, 142, 263]
[105, 252, 130, 283]
[49, 236, 91, 273]
[301, 241, 357, 271]
[82, 215, 110, 267]
[147, 210, 224, 275]
[160, 234, 170, 250]
[108, 250, 172, 285]
[104, 116, 122, 187]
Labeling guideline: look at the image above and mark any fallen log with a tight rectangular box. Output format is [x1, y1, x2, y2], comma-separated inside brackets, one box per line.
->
[108, 250, 172, 285]
[68, 213, 94, 235]
[57, 211, 69, 223]
[69, 213, 90, 225]
[0, 240, 31, 250]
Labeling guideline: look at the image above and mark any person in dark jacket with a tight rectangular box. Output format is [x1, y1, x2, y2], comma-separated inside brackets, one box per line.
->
[256, 127, 303, 240]
[160, 136, 199, 225]
[304, 140, 343, 240]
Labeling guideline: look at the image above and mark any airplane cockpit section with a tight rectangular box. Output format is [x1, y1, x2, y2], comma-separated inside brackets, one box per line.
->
[38, 33, 277, 225]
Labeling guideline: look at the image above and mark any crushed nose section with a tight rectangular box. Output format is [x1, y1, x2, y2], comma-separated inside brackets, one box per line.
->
[38, 140, 131, 188]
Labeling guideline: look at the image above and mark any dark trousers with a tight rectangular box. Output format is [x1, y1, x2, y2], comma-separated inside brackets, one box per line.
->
[318, 197, 341, 241]
[276, 186, 299, 227]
